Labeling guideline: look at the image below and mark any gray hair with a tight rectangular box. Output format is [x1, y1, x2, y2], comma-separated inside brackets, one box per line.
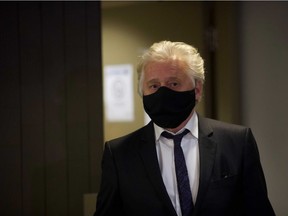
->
[137, 41, 205, 96]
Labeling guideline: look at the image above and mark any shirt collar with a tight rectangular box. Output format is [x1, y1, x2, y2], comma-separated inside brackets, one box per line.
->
[154, 112, 199, 141]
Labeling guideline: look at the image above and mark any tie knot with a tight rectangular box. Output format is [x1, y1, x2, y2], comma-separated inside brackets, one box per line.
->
[162, 129, 190, 142]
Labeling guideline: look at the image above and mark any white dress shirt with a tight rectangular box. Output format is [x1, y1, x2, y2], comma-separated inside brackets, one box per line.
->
[154, 112, 200, 216]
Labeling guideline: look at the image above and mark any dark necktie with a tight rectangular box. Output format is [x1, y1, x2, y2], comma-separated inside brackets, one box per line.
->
[162, 129, 193, 216]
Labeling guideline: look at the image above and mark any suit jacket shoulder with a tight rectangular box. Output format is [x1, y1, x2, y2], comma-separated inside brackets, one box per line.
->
[198, 115, 247, 135]
[105, 122, 154, 152]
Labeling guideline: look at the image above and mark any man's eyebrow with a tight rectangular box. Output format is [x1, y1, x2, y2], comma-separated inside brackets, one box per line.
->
[146, 77, 180, 83]
[146, 79, 159, 83]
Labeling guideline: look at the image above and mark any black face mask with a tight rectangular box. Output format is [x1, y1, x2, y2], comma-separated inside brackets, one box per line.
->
[143, 87, 196, 128]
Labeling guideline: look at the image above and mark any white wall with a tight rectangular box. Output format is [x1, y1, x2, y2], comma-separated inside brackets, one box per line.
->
[240, 2, 288, 215]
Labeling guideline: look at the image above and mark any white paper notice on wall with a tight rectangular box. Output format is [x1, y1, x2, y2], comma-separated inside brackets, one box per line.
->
[104, 64, 134, 122]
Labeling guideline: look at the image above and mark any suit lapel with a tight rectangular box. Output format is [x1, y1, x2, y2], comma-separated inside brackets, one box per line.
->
[138, 122, 177, 216]
[194, 116, 217, 213]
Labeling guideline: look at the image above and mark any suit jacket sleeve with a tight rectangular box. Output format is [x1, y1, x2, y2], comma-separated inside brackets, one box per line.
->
[94, 142, 125, 216]
[242, 128, 275, 215]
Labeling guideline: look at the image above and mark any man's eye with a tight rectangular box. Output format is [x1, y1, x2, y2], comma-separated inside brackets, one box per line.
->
[150, 84, 159, 89]
[169, 82, 179, 87]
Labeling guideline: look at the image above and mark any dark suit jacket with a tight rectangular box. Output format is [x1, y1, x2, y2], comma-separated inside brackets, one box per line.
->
[95, 115, 275, 216]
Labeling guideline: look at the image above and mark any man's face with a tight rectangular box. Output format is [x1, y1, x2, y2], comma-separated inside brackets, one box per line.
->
[142, 60, 202, 101]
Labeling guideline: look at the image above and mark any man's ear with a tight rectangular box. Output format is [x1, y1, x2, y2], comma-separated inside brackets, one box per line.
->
[195, 80, 203, 102]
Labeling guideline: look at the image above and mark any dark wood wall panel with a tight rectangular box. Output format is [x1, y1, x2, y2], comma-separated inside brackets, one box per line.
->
[0, 2, 22, 215]
[42, 2, 68, 216]
[0, 2, 103, 216]
[65, 2, 90, 216]
[18, 2, 46, 215]
[86, 1, 103, 193]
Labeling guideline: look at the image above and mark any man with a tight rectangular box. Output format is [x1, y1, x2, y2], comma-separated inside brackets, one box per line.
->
[94, 41, 275, 216]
